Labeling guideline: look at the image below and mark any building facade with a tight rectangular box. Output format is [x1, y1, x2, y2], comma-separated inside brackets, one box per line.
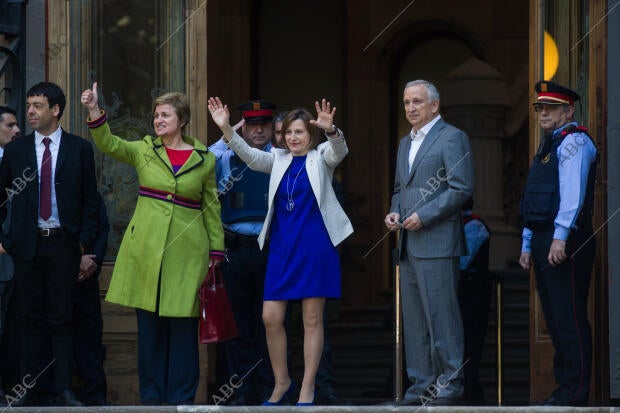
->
[1, 0, 618, 405]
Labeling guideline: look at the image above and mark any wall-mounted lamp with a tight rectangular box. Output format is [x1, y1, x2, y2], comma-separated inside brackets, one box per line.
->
[544, 31, 559, 80]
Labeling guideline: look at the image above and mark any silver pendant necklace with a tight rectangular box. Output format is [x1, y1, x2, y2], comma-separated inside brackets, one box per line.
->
[286, 160, 305, 211]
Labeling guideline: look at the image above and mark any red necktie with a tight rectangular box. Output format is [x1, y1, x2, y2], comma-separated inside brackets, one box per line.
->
[40, 137, 52, 220]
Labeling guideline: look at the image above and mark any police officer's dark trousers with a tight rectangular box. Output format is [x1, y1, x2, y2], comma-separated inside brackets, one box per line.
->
[531, 226, 594, 404]
[220, 242, 273, 404]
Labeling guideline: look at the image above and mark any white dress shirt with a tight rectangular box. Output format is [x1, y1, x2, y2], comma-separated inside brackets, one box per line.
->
[35, 126, 62, 228]
[408, 114, 442, 173]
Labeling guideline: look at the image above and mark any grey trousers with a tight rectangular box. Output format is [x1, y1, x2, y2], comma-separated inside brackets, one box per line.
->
[399, 254, 464, 400]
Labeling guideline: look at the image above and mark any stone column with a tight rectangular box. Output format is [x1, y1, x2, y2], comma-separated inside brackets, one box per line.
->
[441, 58, 520, 270]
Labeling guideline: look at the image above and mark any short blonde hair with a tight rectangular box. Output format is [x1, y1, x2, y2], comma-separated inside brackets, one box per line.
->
[152, 92, 191, 129]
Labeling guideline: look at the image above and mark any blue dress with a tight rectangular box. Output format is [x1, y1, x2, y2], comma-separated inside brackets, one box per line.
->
[264, 155, 341, 300]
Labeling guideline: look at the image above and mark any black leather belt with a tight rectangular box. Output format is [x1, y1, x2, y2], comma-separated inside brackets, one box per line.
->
[224, 230, 259, 249]
[526, 223, 554, 232]
[38, 227, 64, 237]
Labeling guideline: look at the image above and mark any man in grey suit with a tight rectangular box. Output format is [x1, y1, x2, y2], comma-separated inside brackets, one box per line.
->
[385, 80, 474, 406]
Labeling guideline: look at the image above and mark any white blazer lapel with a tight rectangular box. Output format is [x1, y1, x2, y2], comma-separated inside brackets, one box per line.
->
[306, 150, 322, 208]
[272, 151, 292, 188]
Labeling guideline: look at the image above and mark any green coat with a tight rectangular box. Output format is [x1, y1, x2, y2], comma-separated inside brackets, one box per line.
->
[90, 121, 224, 317]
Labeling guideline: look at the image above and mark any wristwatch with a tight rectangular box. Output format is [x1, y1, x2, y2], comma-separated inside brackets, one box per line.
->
[326, 125, 338, 136]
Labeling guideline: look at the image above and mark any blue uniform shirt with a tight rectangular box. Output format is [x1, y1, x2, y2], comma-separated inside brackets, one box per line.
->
[521, 122, 597, 253]
[209, 138, 272, 236]
[461, 212, 490, 270]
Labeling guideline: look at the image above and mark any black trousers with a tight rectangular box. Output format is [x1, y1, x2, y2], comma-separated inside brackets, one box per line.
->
[135, 309, 199, 405]
[531, 227, 595, 403]
[74, 274, 107, 404]
[15, 233, 81, 395]
[218, 244, 273, 404]
[458, 269, 493, 404]
[0, 279, 19, 392]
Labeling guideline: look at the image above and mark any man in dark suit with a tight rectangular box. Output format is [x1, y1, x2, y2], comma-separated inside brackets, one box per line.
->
[0, 105, 21, 406]
[385, 80, 474, 406]
[0, 82, 99, 407]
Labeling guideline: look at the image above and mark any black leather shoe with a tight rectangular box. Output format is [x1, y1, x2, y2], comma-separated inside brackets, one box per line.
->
[424, 396, 463, 406]
[7, 393, 37, 407]
[399, 397, 422, 406]
[316, 393, 345, 405]
[56, 389, 84, 407]
[541, 395, 588, 407]
[378, 397, 421, 406]
[227, 394, 258, 406]
[540, 395, 561, 406]
[84, 398, 111, 406]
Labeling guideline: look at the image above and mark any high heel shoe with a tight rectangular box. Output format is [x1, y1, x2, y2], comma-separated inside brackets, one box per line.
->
[296, 390, 316, 406]
[262, 381, 296, 406]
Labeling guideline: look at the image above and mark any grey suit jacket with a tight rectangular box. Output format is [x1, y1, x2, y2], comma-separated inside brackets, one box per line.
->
[390, 118, 474, 258]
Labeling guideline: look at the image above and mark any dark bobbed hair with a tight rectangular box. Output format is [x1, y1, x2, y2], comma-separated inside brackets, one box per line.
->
[280, 108, 321, 152]
[26, 82, 66, 120]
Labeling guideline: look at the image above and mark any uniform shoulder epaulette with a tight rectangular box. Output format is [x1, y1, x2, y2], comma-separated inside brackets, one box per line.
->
[560, 125, 589, 137]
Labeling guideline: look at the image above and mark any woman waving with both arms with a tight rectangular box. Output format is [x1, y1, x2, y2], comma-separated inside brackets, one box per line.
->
[208, 97, 353, 406]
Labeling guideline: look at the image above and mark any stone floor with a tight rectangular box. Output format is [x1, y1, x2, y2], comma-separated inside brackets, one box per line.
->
[2, 406, 619, 413]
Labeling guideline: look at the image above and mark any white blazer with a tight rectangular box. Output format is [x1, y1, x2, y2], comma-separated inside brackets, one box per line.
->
[225, 131, 354, 249]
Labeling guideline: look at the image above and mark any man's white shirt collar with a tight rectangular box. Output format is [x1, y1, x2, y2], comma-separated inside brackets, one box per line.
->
[410, 114, 441, 140]
[34, 125, 62, 145]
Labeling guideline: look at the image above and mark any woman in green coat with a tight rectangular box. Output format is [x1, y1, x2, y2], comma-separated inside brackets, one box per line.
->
[81, 82, 224, 405]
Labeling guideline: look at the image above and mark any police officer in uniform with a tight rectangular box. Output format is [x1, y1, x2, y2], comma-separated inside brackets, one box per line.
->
[519, 81, 597, 406]
[210, 100, 275, 405]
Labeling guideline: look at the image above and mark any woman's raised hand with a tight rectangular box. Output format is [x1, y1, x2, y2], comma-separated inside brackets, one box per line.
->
[81, 82, 100, 111]
[310, 98, 337, 131]
[207, 97, 232, 133]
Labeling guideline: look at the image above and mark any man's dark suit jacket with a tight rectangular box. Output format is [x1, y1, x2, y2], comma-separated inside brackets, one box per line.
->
[0, 130, 99, 262]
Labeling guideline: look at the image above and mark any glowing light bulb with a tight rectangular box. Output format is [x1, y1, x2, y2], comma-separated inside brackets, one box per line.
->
[544, 31, 559, 80]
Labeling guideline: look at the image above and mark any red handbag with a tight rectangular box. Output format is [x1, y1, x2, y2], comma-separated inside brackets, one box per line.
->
[198, 266, 239, 344]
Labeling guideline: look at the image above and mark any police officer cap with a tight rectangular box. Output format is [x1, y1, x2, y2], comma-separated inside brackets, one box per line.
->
[237, 99, 277, 124]
[533, 81, 580, 107]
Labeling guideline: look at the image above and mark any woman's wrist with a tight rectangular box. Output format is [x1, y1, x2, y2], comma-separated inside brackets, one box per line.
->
[86, 109, 106, 128]
[88, 107, 102, 119]
[326, 125, 338, 136]
[221, 125, 234, 142]
[325, 125, 338, 136]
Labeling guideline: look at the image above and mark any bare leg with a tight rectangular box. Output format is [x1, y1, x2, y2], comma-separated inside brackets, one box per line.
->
[262, 300, 291, 402]
[299, 297, 326, 403]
